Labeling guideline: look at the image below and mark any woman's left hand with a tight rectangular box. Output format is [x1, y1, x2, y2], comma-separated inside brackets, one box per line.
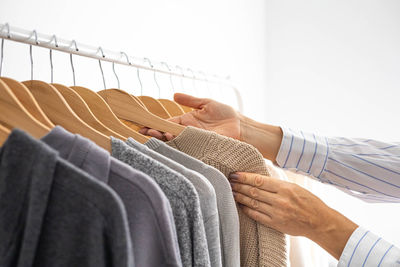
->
[229, 172, 358, 259]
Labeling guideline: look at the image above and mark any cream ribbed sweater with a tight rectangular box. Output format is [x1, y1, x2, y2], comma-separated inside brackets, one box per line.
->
[167, 127, 287, 267]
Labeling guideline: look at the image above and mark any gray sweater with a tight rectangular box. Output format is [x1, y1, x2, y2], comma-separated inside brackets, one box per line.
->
[111, 137, 210, 267]
[145, 137, 240, 267]
[0, 129, 133, 267]
[126, 137, 221, 267]
[41, 126, 182, 267]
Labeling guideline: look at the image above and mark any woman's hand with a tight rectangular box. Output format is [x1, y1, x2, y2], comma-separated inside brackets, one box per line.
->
[139, 93, 241, 141]
[229, 172, 358, 260]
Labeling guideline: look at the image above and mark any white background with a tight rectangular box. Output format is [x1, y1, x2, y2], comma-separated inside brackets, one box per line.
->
[1, 0, 400, 266]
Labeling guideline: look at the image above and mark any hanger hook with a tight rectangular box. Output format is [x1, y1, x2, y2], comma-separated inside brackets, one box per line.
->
[28, 30, 39, 80]
[186, 68, 198, 96]
[161, 61, 174, 96]
[198, 70, 211, 97]
[144, 58, 161, 98]
[0, 23, 11, 76]
[112, 63, 120, 89]
[49, 35, 59, 83]
[175, 65, 185, 92]
[69, 40, 79, 86]
[96, 47, 106, 89]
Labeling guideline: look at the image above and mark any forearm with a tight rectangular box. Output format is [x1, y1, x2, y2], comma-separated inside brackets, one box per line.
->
[239, 114, 283, 162]
[306, 206, 358, 260]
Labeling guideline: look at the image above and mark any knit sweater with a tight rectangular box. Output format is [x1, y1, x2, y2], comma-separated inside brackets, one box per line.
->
[111, 137, 210, 267]
[167, 126, 288, 267]
[145, 137, 240, 267]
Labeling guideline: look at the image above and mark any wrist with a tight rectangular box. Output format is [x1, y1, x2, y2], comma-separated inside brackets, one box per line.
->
[307, 206, 358, 260]
[239, 113, 283, 161]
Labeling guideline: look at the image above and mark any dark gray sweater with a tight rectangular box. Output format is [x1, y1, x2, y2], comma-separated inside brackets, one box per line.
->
[0, 129, 133, 267]
[111, 137, 210, 267]
[41, 126, 182, 267]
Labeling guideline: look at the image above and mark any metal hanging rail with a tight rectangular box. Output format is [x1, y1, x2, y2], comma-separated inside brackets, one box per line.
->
[0, 23, 243, 112]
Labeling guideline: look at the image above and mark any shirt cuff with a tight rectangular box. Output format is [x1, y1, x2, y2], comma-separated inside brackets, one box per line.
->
[276, 127, 329, 179]
[338, 226, 400, 266]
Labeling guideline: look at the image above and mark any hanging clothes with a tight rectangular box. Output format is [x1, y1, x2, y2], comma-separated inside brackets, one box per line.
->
[0, 129, 134, 267]
[125, 137, 222, 267]
[145, 137, 241, 267]
[41, 126, 182, 267]
[111, 137, 211, 267]
[166, 126, 288, 267]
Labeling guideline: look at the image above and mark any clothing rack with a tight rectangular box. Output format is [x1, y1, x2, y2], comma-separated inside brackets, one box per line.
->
[0, 23, 243, 112]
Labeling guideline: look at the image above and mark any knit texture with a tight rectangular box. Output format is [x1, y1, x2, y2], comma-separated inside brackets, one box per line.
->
[167, 127, 288, 267]
[111, 137, 210, 267]
[0, 129, 133, 267]
[42, 127, 182, 267]
[126, 137, 221, 267]
[145, 137, 240, 267]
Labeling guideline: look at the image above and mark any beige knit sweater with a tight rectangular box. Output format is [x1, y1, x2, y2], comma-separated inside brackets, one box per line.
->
[167, 127, 287, 267]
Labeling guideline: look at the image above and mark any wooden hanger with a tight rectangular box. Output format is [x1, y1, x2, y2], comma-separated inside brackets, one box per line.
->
[180, 104, 193, 113]
[0, 77, 55, 128]
[22, 80, 111, 151]
[0, 123, 11, 146]
[70, 86, 149, 143]
[52, 83, 127, 140]
[131, 94, 147, 109]
[97, 89, 185, 136]
[137, 96, 172, 119]
[0, 79, 50, 138]
[158, 99, 185, 117]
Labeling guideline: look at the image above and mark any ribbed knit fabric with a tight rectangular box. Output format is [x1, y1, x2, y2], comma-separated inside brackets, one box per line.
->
[167, 126, 288, 267]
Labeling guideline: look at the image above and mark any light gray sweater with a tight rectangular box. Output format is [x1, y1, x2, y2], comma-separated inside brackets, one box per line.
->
[126, 137, 221, 267]
[111, 137, 210, 267]
[145, 137, 240, 267]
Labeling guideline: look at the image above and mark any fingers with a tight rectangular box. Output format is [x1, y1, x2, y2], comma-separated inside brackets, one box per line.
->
[240, 205, 273, 226]
[230, 182, 278, 205]
[229, 172, 280, 193]
[233, 191, 273, 217]
[174, 93, 210, 109]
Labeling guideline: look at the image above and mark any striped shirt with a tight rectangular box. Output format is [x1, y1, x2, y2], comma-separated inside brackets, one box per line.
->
[276, 127, 400, 266]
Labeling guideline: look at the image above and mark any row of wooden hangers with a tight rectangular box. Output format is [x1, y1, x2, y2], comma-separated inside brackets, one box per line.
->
[0, 75, 195, 152]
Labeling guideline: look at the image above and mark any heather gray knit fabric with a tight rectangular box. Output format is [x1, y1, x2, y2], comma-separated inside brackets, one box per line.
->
[41, 126, 182, 267]
[145, 137, 240, 267]
[167, 126, 288, 267]
[111, 137, 210, 267]
[126, 137, 221, 267]
[0, 129, 133, 267]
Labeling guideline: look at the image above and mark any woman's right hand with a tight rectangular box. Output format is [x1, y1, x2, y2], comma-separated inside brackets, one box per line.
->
[140, 93, 241, 141]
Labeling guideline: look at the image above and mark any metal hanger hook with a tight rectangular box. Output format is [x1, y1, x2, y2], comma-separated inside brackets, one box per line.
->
[0, 23, 11, 39]
[28, 30, 39, 80]
[161, 62, 175, 95]
[186, 68, 198, 95]
[69, 40, 79, 86]
[96, 47, 106, 89]
[175, 65, 185, 92]
[0, 24, 11, 76]
[143, 58, 161, 98]
[49, 35, 59, 83]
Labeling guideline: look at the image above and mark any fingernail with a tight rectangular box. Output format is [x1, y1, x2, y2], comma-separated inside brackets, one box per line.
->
[229, 182, 235, 189]
[229, 173, 239, 180]
[232, 192, 237, 198]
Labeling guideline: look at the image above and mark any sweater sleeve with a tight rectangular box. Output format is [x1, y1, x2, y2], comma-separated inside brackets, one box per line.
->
[276, 127, 400, 203]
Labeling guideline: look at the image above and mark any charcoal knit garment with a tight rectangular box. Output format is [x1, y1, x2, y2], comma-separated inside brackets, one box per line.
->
[167, 126, 288, 267]
[111, 137, 210, 267]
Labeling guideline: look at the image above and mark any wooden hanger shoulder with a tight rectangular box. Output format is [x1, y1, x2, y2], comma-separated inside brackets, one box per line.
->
[70, 86, 149, 144]
[158, 99, 185, 117]
[0, 79, 49, 138]
[0, 123, 11, 146]
[52, 83, 126, 140]
[22, 80, 111, 151]
[137, 95, 172, 119]
[0, 77, 54, 128]
[180, 104, 193, 113]
[97, 89, 185, 136]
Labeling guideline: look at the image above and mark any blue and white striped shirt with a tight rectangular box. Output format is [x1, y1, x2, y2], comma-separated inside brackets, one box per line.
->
[276, 127, 400, 266]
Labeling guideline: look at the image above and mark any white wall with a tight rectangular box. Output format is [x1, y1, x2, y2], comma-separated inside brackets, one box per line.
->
[265, 1, 400, 266]
[0, 0, 269, 120]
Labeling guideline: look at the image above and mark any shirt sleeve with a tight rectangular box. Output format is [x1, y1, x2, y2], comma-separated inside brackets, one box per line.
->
[276, 127, 400, 203]
[338, 227, 400, 266]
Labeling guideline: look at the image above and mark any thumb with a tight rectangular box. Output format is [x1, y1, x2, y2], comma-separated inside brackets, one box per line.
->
[174, 93, 209, 109]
